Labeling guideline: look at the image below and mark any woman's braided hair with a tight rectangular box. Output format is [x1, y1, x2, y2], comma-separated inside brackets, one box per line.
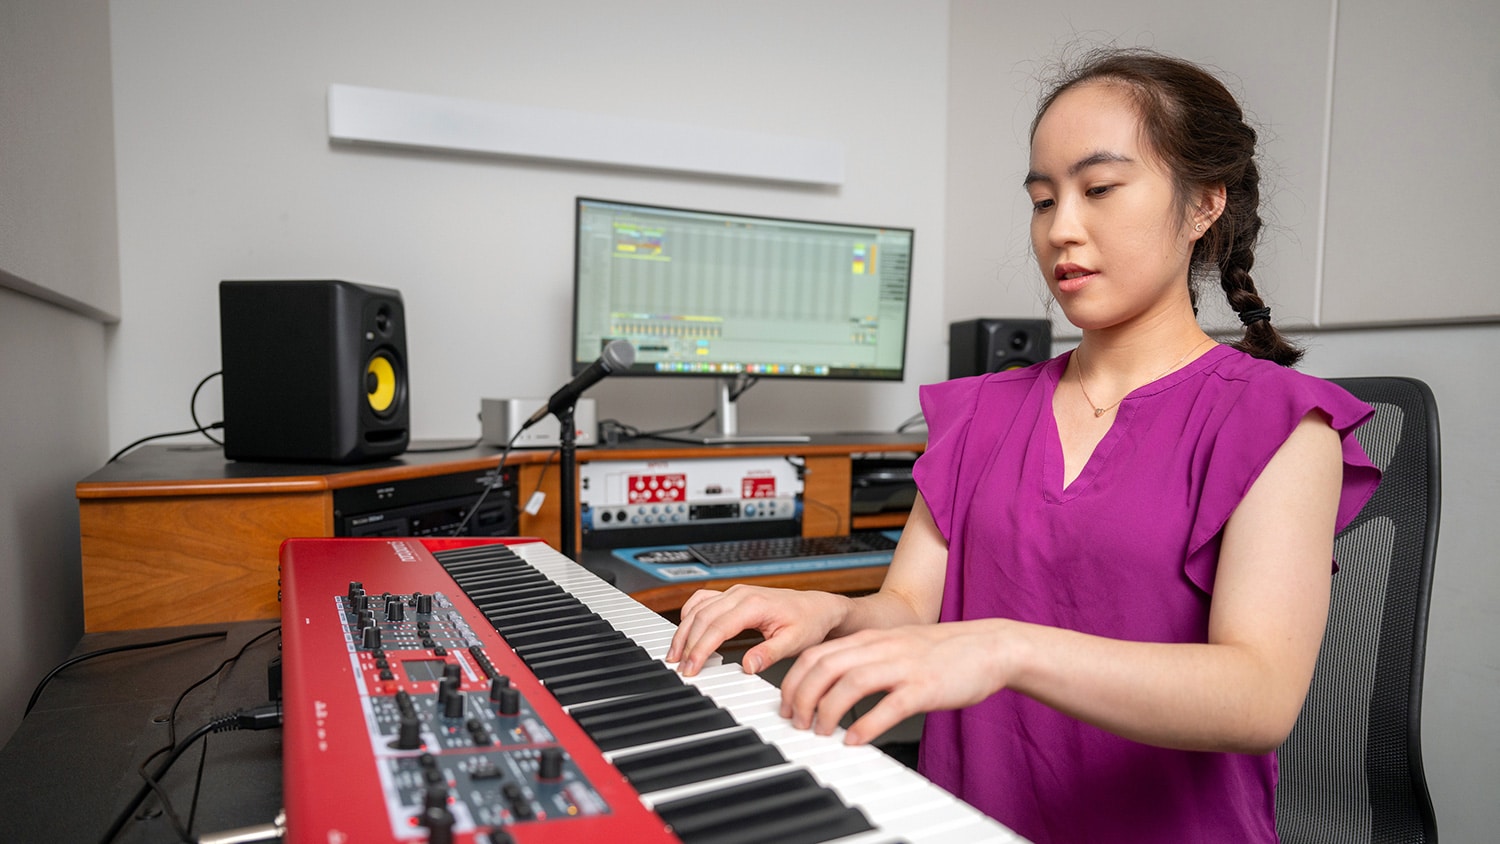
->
[1032, 48, 1302, 366]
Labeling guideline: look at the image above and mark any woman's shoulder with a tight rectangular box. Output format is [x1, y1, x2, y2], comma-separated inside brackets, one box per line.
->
[1205, 346, 1367, 406]
[1198, 345, 1376, 436]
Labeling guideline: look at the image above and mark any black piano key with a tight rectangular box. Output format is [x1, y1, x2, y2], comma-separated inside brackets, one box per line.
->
[585, 707, 740, 752]
[435, 545, 525, 566]
[482, 595, 592, 620]
[547, 663, 684, 706]
[513, 631, 634, 663]
[526, 643, 652, 679]
[613, 729, 787, 793]
[464, 581, 566, 602]
[568, 685, 710, 722]
[538, 654, 667, 688]
[444, 564, 533, 582]
[487, 605, 600, 636]
[502, 619, 618, 650]
[654, 769, 875, 844]
[570, 687, 715, 731]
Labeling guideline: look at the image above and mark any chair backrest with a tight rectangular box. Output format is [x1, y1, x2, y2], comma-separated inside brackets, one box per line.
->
[1275, 376, 1441, 843]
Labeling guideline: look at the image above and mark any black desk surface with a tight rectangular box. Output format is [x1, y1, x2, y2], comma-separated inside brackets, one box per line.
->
[0, 621, 284, 843]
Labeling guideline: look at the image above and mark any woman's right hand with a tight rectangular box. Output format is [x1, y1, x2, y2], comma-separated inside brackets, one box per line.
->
[666, 584, 851, 677]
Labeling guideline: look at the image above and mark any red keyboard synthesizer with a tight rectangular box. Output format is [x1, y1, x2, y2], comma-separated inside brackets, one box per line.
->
[279, 536, 1022, 844]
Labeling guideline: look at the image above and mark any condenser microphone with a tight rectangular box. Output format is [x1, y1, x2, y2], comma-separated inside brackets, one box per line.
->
[524, 338, 635, 429]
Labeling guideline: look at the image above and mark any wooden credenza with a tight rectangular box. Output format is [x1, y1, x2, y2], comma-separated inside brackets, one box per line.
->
[77, 434, 924, 631]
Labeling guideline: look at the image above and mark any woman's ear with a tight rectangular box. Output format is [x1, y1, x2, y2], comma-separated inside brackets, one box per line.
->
[1191, 183, 1228, 238]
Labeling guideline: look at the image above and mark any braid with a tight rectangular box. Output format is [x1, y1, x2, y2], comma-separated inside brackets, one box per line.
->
[1210, 159, 1304, 366]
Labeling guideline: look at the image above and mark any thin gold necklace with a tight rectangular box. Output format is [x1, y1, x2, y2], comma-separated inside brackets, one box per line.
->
[1076, 337, 1214, 418]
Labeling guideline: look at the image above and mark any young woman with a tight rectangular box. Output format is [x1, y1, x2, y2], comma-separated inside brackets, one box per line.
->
[667, 49, 1380, 843]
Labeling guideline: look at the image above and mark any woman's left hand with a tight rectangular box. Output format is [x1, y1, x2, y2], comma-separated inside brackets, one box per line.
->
[779, 619, 1016, 745]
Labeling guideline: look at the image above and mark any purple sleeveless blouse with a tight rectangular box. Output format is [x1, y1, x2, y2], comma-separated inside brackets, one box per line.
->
[912, 344, 1380, 843]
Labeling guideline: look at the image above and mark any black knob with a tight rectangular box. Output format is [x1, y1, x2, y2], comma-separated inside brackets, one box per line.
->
[361, 626, 382, 650]
[443, 690, 466, 720]
[357, 610, 374, 629]
[393, 715, 422, 750]
[442, 663, 461, 683]
[387, 599, 405, 622]
[497, 687, 520, 717]
[424, 781, 449, 811]
[488, 677, 510, 702]
[538, 746, 565, 780]
[417, 593, 434, 614]
[346, 581, 364, 599]
[420, 806, 454, 844]
[437, 677, 458, 704]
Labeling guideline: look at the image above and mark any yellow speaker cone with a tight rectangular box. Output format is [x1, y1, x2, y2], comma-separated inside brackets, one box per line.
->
[366, 354, 398, 415]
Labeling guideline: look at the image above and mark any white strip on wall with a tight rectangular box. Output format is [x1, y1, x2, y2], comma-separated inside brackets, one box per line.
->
[327, 84, 845, 187]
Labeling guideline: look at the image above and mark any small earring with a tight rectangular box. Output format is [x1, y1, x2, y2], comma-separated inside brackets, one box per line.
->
[1195, 223, 1204, 232]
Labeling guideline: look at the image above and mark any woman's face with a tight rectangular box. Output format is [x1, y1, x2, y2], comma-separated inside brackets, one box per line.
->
[1026, 81, 1208, 332]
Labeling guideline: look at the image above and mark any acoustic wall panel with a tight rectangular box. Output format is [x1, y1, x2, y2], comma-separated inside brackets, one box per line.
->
[327, 83, 845, 186]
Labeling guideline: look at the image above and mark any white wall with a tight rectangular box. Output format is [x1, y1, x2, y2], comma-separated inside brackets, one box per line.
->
[0, 1, 115, 745]
[107, 0, 951, 445]
[944, 0, 1333, 334]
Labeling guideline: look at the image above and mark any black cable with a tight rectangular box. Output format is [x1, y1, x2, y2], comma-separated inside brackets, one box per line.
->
[126, 624, 279, 841]
[530, 448, 559, 494]
[729, 375, 760, 402]
[603, 375, 768, 443]
[638, 408, 718, 439]
[111, 371, 227, 462]
[24, 631, 228, 717]
[108, 424, 225, 463]
[190, 372, 224, 447]
[165, 625, 281, 746]
[98, 704, 283, 844]
[782, 456, 846, 535]
[452, 430, 520, 536]
[186, 735, 211, 839]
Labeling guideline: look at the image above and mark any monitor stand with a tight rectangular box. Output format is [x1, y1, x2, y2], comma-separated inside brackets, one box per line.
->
[693, 376, 810, 445]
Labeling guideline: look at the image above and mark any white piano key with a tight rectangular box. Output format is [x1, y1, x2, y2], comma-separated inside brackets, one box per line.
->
[505, 541, 1027, 843]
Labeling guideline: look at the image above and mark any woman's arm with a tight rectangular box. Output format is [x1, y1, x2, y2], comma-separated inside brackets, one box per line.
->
[784, 412, 1342, 751]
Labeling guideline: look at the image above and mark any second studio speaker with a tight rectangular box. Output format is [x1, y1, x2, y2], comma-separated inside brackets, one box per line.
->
[948, 318, 1052, 378]
[219, 279, 410, 463]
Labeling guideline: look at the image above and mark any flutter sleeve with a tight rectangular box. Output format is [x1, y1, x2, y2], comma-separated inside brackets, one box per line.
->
[1185, 371, 1382, 593]
[912, 377, 984, 541]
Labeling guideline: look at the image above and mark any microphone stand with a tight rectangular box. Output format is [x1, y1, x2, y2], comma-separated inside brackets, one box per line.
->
[557, 403, 579, 561]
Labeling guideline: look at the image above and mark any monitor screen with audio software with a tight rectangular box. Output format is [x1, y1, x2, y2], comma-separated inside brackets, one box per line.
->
[572, 197, 915, 442]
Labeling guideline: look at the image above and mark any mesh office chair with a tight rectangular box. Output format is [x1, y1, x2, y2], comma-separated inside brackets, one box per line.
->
[1276, 376, 1441, 843]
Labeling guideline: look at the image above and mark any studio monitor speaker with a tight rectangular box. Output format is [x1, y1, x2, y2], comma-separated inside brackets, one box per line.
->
[219, 279, 410, 463]
[948, 318, 1052, 379]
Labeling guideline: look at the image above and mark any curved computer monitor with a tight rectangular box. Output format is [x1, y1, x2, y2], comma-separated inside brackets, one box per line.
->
[572, 197, 915, 442]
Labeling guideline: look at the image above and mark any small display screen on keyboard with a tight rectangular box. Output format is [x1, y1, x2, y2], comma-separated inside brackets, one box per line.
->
[688, 531, 899, 566]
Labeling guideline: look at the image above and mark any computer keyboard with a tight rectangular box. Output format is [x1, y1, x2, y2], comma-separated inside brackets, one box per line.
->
[688, 531, 899, 566]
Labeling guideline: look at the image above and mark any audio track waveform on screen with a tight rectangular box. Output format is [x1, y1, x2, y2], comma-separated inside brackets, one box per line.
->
[575, 198, 913, 382]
